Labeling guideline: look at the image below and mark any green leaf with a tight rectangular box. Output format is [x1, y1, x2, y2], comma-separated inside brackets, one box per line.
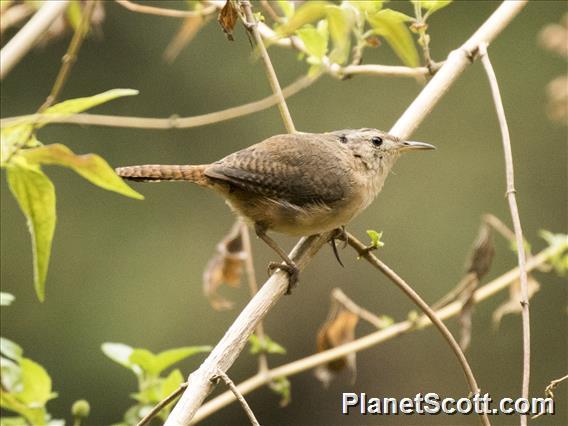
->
[129, 349, 157, 375]
[366, 229, 385, 249]
[276, 0, 294, 18]
[249, 334, 286, 355]
[540, 230, 568, 276]
[0, 292, 15, 306]
[326, 5, 354, 64]
[412, 0, 452, 14]
[21, 143, 144, 200]
[159, 369, 184, 400]
[7, 160, 56, 302]
[347, 1, 384, 15]
[0, 416, 29, 426]
[0, 338, 23, 362]
[0, 390, 47, 426]
[39, 89, 138, 124]
[1, 124, 34, 166]
[151, 346, 211, 376]
[296, 24, 328, 63]
[276, 1, 330, 36]
[15, 358, 56, 406]
[101, 343, 136, 371]
[1, 356, 22, 391]
[65, 0, 83, 31]
[269, 376, 291, 407]
[367, 8, 419, 67]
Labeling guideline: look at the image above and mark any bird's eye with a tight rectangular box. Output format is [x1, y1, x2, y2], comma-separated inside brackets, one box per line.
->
[339, 135, 348, 144]
[371, 136, 383, 147]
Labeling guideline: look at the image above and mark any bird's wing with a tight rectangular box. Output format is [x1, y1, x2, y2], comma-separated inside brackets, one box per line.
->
[204, 134, 348, 206]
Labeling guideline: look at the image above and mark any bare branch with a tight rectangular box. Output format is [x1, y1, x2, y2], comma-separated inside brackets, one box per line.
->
[0, 0, 70, 80]
[115, 0, 216, 19]
[193, 244, 561, 423]
[331, 288, 388, 329]
[212, 369, 260, 426]
[0, 3, 35, 36]
[329, 63, 432, 79]
[241, 0, 295, 133]
[479, 42, 531, 426]
[241, 222, 269, 374]
[39, 0, 96, 112]
[346, 232, 490, 426]
[0, 73, 317, 129]
[532, 374, 568, 419]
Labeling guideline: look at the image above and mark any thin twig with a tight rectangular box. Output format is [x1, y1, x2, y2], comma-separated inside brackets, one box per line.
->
[166, 3, 529, 424]
[0, 0, 70, 80]
[192, 243, 561, 423]
[531, 374, 568, 419]
[240, 0, 295, 133]
[0, 73, 317, 129]
[38, 0, 96, 112]
[115, 0, 216, 19]
[137, 382, 188, 426]
[346, 232, 490, 426]
[240, 222, 269, 374]
[330, 63, 432, 79]
[483, 213, 516, 243]
[479, 42, 531, 426]
[331, 288, 387, 329]
[212, 369, 260, 426]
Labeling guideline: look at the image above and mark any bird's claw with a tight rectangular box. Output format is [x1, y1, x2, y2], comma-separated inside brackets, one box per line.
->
[268, 261, 299, 294]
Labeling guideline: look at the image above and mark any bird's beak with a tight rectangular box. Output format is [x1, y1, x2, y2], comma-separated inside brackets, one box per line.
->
[398, 140, 436, 152]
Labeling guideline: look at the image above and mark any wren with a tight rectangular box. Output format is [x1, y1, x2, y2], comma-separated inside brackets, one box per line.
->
[116, 129, 435, 292]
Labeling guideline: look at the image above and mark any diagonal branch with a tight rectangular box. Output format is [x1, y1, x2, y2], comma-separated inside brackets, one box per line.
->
[479, 42, 531, 426]
[192, 243, 560, 423]
[165, 2, 528, 425]
[0, 0, 70, 80]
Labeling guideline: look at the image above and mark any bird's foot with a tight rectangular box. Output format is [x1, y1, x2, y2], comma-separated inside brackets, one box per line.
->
[329, 226, 347, 267]
[268, 261, 299, 295]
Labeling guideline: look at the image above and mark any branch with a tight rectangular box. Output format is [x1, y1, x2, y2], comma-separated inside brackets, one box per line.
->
[166, 2, 528, 425]
[0, 0, 70, 80]
[241, 0, 295, 133]
[137, 382, 188, 426]
[241, 222, 269, 374]
[331, 288, 388, 329]
[346, 232, 489, 426]
[329, 63, 432, 79]
[193, 243, 560, 423]
[38, 0, 96, 112]
[479, 42, 531, 426]
[0, 73, 317, 129]
[212, 370, 260, 426]
[115, 0, 216, 18]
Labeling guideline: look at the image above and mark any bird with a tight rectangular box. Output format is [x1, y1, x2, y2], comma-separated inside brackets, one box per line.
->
[116, 128, 435, 292]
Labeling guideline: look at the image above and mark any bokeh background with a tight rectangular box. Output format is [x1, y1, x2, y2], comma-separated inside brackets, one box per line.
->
[1, 1, 566, 425]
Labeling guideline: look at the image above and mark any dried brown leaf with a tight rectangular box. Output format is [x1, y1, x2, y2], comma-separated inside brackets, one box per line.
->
[218, 0, 239, 41]
[203, 223, 246, 310]
[314, 307, 359, 387]
[493, 275, 541, 328]
[466, 222, 495, 279]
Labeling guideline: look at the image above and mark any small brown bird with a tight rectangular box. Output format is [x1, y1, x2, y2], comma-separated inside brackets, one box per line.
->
[116, 129, 435, 292]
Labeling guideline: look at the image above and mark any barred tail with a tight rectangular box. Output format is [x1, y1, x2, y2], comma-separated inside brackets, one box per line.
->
[115, 164, 208, 185]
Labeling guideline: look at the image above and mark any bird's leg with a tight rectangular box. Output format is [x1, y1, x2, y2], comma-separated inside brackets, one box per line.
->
[329, 226, 347, 267]
[254, 223, 299, 294]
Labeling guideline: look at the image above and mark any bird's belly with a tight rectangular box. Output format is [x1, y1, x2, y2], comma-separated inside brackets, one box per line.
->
[225, 193, 366, 237]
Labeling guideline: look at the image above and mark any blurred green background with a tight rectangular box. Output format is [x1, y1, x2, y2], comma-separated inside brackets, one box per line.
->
[1, 1, 566, 425]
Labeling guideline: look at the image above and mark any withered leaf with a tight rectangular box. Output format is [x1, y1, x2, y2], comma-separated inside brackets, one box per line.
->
[314, 308, 359, 387]
[218, 0, 239, 41]
[203, 223, 246, 310]
[466, 222, 495, 279]
[493, 275, 541, 328]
